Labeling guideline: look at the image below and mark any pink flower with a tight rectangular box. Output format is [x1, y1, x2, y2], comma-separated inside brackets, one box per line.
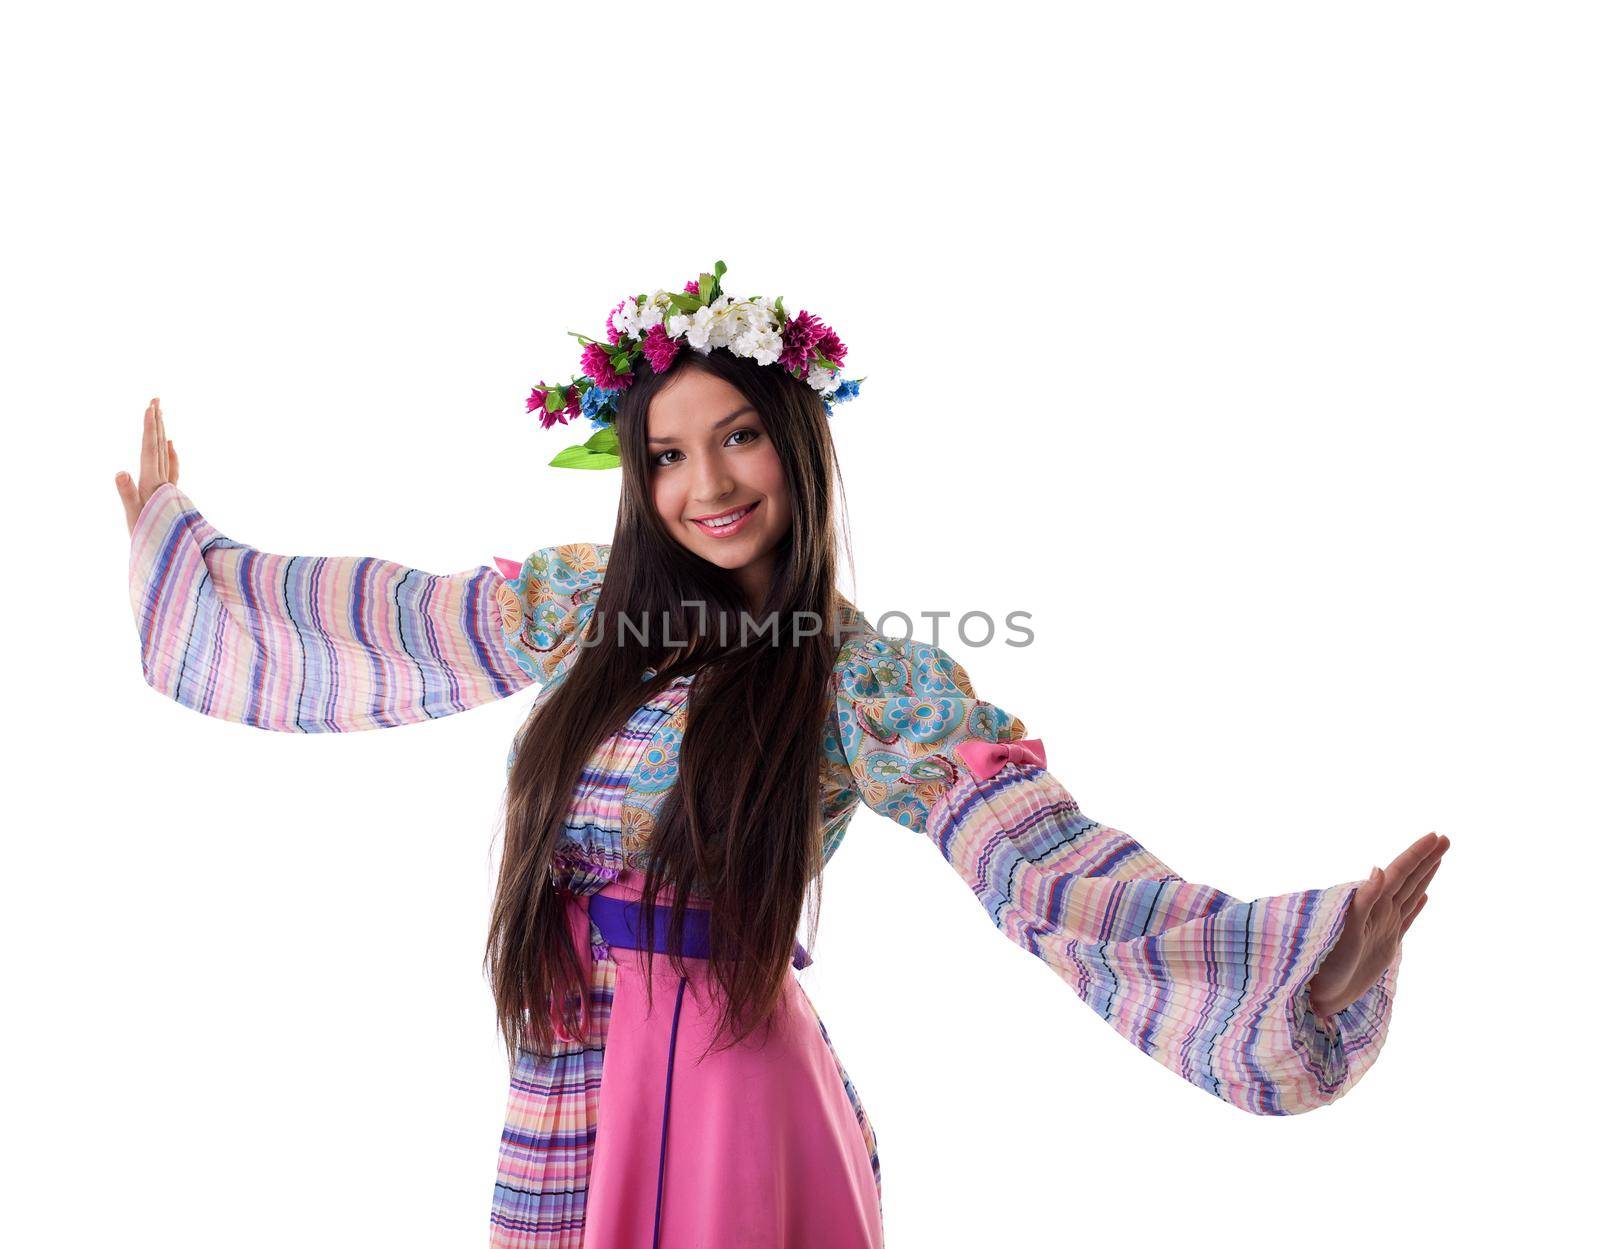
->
[641, 323, 680, 372]
[779, 309, 825, 372]
[814, 327, 847, 367]
[684, 279, 700, 295]
[563, 386, 583, 421]
[581, 341, 635, 391]
[604, 298, 628, 346]
[530, 380, 574, 429]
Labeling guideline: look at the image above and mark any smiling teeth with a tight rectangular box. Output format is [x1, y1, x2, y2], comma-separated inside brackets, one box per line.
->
[700, 506, 752, 528]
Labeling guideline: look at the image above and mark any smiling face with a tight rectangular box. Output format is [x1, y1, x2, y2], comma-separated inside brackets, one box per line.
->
[647, 365, 794, 607]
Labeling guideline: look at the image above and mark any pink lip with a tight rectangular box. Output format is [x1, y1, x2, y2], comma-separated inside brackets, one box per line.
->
[689, 499, 760, 539]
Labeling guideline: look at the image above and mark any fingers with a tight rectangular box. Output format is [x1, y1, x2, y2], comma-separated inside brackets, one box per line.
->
[134, 396, 178, 510]
[139, 398, 161, 495]
[115, 469, 140, 535]
[155, 397, 169, 482]
[1395, 855, 1441, 915]
[1382, 832, 1450, 906]
[1399, 892, 1429, 938]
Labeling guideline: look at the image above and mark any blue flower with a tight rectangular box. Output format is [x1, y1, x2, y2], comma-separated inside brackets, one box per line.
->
[581, 385, 622, 420]
[822, 377, 860, 419]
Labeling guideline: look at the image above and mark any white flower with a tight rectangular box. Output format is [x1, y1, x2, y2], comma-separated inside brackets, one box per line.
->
[666, 311, 692, 338]
[685, 305, 718, 353]
[613, 297, 641, 339]
[807, 362, 843, 394]
[740, 297, 779, 334]
[734, 325, 784, 365]
[635, 294, 666, 333]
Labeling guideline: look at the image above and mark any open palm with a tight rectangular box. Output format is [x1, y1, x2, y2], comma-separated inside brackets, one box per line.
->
[115, 396, 179, 535]
[1308, 830, 1449, 1018]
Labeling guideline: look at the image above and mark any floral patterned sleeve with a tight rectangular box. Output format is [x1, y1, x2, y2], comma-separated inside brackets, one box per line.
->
[490, 541, 610, 689]
[832, 633, 1402, 1116]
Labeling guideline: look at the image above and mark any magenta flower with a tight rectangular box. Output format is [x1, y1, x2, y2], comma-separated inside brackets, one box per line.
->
[529, 380, 574, 428]
[641, 323, 680, 372]
[779, 309, 826, 372]
[684, 279, 700, 295]
[562, 386, 584, 421]
[581, 341, 635, 391]
[814, 327, 847, 367]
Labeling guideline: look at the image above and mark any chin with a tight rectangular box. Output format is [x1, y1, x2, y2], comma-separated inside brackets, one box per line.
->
[687, 532, 764, 569]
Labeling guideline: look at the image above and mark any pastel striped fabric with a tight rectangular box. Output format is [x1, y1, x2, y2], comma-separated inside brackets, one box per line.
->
[930, 769, 1396, 1113]
[493, 951, 617, 1247]
[128, 482, 532, 731]
[831, 634, 1400, 1116]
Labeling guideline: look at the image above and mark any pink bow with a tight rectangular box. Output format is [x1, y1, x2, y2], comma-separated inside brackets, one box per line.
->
[954, 736, 1048, 780]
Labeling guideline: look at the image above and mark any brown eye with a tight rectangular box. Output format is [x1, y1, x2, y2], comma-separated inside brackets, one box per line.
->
[727, 428, 760, 447]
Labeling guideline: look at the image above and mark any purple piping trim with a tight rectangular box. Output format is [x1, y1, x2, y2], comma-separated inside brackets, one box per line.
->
[652, 975, 689, 1249]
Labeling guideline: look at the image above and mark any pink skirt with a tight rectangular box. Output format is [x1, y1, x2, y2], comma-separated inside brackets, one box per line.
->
[564, 872, 883, 1248]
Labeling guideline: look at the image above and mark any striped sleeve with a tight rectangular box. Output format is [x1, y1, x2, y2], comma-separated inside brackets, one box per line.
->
[128, 481, 535, 732]
[834, 634, 1401, 1116]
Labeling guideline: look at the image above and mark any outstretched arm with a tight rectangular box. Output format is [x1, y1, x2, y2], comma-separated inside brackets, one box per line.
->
[119, 398, 534, 732]
[833, 634, 1445, 1115]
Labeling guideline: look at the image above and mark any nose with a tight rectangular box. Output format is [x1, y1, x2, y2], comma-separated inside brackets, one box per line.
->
[689, 452, 736, 512]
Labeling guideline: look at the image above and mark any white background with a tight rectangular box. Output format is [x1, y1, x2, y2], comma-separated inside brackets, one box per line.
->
[4, 2, 1595, 1245]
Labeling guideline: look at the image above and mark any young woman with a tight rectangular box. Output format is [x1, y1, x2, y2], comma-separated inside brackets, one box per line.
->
[116, 264, 1450, 1249]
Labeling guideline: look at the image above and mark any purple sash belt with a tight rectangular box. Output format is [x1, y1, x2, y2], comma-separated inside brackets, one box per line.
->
[588, 892, 813, 970]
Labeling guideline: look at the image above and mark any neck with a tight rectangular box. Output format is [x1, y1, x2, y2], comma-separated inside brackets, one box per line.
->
[733, 552, 774, 614]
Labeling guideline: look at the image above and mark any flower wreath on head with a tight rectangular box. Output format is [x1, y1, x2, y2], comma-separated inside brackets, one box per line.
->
[527, 259, 866, 470]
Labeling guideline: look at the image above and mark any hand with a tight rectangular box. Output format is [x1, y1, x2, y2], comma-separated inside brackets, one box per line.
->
[116, 396, 180, 536]
[1306, 830, 1450, 1019]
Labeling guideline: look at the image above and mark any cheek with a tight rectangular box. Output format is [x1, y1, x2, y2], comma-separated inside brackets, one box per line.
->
[652, 474, 684, 524]
[749, 446, 789, 511]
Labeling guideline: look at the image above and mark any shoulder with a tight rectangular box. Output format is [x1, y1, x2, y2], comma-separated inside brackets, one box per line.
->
[493, 541, 610, 684]
[827, 619, 1030, 796]
[832, 622, 977, 703]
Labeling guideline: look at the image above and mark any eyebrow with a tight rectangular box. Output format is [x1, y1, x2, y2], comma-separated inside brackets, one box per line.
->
[647, 404, 758, 446]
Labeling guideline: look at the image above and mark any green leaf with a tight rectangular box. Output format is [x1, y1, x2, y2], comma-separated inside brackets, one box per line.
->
[666, 293, 702, 314]
[544, 390, 565, 414]
[585, 425, 619, 454]
[774, 295, 786, 321]
[549, 443, 622, 470]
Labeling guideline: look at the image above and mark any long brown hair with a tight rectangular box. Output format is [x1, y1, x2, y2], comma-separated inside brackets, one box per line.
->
[485, 346, 854, 1064]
